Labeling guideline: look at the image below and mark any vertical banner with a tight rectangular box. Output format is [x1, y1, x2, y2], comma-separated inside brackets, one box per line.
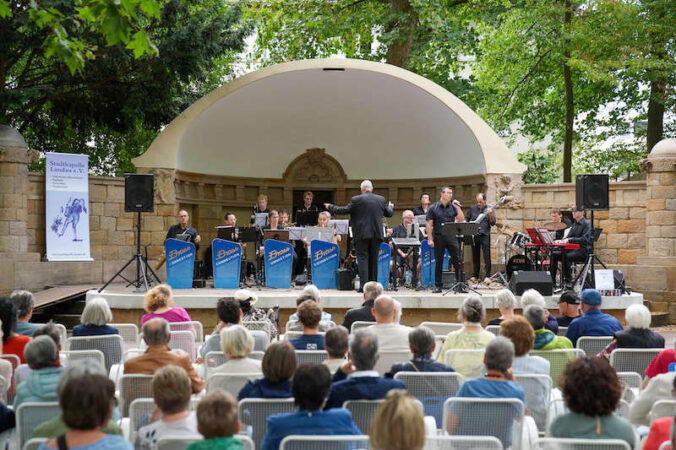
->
[165, 238, 195, 289]
[264, 240, 293, 289]
[212, 239, 242, 289]
[45, 152, 91, 261]
[310, 240, 339, 289]
[420, 241, 449, 288]
[377, 243, 391, 290]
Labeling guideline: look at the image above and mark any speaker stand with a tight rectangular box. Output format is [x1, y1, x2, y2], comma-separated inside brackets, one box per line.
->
[99, 212, 161, 293]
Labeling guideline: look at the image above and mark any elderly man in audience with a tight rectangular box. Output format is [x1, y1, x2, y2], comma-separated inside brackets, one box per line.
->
[0, 296, 31, 363]
[187, 390, 241, 450]
[238, 341, 296, 400]
[437, 296, 494, 379]
[550, 357, 636, 448]
[487, 289, 517, 326]
[73, 297, 119, 336]
[212, 325, 262, 375]
[370, 390, 425, 450]
[555, 290, 581, 327]
[565, 288, 623, 347]
[136, 365, 199, 449]
[524, 304, 573, 350]
[262, 363, 361, 450]
[32, 361, 123, 439]
[600, 303, 665, 359]
[323, 326, 349, 374]
[288, 285, 334, 323]
[520, 289, 558, 334]
[324, 328, 404, 409]
[629, 353, 676, 427]
[14, 335, 63, 410]
[341, 281, 382, 332]
[124, 318, 204, 393]
[385, 326, 454, 378]
[368, 295, 410, 352]
[289, 301, 325, 351]
[10, 290, 39, 337]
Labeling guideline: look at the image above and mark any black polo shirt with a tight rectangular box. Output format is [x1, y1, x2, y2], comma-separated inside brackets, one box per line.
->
[412, 206, 428, 217]
[165, 224, 198, 243]
[426, 201, 458, 236]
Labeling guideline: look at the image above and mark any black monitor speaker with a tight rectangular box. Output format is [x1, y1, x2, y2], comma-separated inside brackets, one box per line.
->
[124, 173, 154, 213]
[576, 174, 609, 211]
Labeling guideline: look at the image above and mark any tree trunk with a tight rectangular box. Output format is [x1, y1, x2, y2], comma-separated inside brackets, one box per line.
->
[647, 79, 666, 152]
[384, 0, 418, 67]
[562, 0, 574, 182]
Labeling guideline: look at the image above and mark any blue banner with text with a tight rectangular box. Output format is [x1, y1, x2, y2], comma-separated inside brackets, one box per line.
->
[420, 241, 449, 288]
[165, 238, 195, 289]
[310, 240, 340, 289]
[212, 239, 241, 289]
[377, 243, 391, 289]
[264, 240, 293, 289]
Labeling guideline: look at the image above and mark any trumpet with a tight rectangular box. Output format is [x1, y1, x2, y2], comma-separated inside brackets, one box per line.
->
[155, 251, 166, 270]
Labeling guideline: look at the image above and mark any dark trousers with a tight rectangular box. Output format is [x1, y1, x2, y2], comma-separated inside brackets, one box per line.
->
[471, 234, 491, 279]
[551, 248, 587, 284]
[433, 235, 461, 288]
[355, 238, 381, 285]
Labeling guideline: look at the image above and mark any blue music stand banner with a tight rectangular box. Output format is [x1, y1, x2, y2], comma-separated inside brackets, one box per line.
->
[212, 239, 242, 289]
[264, 240, 293, 289]
[165, 238, 195, 289]
[377, 243, 391, 289]
[310, 240, 340, 289]
[420, 241, 449, 288]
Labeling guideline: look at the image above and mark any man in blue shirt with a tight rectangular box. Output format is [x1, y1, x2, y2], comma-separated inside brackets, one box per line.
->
[566, 289, 623, 347]
[289, 301, 325, 351]
[426, 186, 465, 293]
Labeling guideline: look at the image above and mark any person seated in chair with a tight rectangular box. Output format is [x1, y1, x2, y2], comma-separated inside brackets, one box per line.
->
[238, 341, 296, 400]
[10, 290, 39, 337]
[341, 282, 382, 333]
[565, 289, 622, 347]
[555, 290, 581, 327]
[385, 325, 454, 378]
[367, 295, 410, 353]
[289, 301, 325, 351]
[524, 305, 573, 350]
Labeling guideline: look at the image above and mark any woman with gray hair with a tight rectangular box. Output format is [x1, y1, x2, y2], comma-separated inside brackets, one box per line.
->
[436, 296, 494, 379]
[14, 335, 63, 410]
[487, 289, 517, 326]
[385, 326, 454, 377]
[599, 303, 664, 359]
[73, 297, 119, 337]
[10, 290, 39, 337]
[212, 325, 262, 375]
[520, 288, 558, 334]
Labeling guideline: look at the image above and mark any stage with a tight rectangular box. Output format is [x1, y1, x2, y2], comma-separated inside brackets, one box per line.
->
[89, 284, 644, 330]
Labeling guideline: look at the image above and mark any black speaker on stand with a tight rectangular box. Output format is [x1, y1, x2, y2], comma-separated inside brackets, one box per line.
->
[99, 174, 161, 292]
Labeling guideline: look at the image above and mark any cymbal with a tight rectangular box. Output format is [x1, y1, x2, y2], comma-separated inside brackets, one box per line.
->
[543, 221, 567, 231]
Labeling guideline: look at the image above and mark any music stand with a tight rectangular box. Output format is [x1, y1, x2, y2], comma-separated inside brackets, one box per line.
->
[440, 222, 480, 295]
[263, 229, 290, 242]
[253, 213, 268, 228]
[216, 226, 237, 241]
[296, 210, 319, 226]
[306, 226, 334, 243]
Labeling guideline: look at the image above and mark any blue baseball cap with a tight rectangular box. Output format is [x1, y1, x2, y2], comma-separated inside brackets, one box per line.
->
[580, 289, 602, 306]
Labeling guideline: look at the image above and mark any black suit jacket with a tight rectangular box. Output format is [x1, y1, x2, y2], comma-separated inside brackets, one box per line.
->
[329, 192, 393, 240]
[567, 217, 593, 253]
[341, 300, 375, 332]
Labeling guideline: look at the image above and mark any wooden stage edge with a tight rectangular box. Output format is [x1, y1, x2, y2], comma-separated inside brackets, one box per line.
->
[90, 284, 644, 330]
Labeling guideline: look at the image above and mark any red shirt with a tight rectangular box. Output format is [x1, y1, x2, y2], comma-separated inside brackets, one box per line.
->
[3, 335, 31, 364]
[645, 348, 676, 378]
[644, 417, 672, 450]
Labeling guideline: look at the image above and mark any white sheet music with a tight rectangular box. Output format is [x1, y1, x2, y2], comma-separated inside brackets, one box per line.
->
[595, 269, 615, 290]
[329, 219, 349, 235]
[254, 213, 268, 228]
[306, 226, 334, 243]
[288, 227, 306, 241]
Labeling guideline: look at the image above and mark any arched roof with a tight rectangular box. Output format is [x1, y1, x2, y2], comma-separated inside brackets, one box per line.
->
[133, 58, 525, 178]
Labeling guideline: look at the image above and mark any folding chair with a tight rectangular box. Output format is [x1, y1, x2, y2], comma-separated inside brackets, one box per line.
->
[129, 398, 156, 444]
[242, 321, 272, 342]
[66, 335, 123, 372]
[295, 350, 329, 366]
[650, 400, 676, 425]
[444, 349, 486, 380]
[280, 435, 370, 450]
[109, 323, 140, 350]
[15, 402, 61, 450]
[515, 373, 553, 433]
[61, 349, 105, 368]
[156, 436, 202, 450]
[533, 437, 630, 450]
[420, 322, 463, 336]
[610, 348, 663, 377]
[394, 372, 464, 426]
[343, 399, 385, 434]
[206, 372, 260, 397]
[557, 327, 568, 336]
[168, 321, 204, 342]
[423, 435, 503, 450]
[576, 336, 614, 356]
[530, 349, 584, 388]
[23, 438, 48, 450]
[285, 331, 325, 340]
[239, 398, 296, 449]
[374, 351, 412, 376]
[485, 325, 501, 336]
[168, 330, 197, 360]
[119, 373, 154, 417]
[204, 351, 264, 380]
[2, 353, 21, 404]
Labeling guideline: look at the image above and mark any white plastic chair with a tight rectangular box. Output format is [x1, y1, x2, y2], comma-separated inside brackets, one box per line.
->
[343, 399, 385, 434]
[295, 350, 329, 366]
[156, 435, 202, 450]
[423, 435, 503, 450]
[420, 321, 463, 336]
[280, 435, 369, 450]
[119, 373, 154, 417]
[374, 350, 412, 376]
[350, 321, 374, 333]
[62, 349, 105, 368]
[22, 438, 48, 450]
[285, 331, 325, 340]
[515, 373, 553, 433]
[239, 398, 296, 449]
[576, 336, 614, 356]
[650, 400, 676, 425]
[610, 348, 663, 376]
[530, 349, 584, 388]
[109, 323, 140, 349]
[485, 325, 501, 335]
[168, 321, 204, 342]
[242, 321, 272, 342]
[128, 398, 155, 443]
[394, 371, 464, 426]
[15, 402, 61, 450]
[557, 327, 568, 336]
[66, 335, 123, 371]
[444, 348, 486, 380]
[533, 437, 631, 450]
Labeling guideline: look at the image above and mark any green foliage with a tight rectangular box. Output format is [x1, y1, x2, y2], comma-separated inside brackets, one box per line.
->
[573, 141, 647, 180]
[517, 147, 560, 184]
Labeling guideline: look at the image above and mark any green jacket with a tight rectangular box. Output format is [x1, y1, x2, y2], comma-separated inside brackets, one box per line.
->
[187, 437, 243, 450]
[533, 328, 573, 350]
[32, 417, 123, 439]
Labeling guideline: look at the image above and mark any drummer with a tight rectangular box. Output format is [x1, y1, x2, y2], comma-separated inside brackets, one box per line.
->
[549, 208, 571, 240]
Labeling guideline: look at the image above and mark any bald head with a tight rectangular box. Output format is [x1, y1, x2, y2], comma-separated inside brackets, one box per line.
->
[373, 295, 396, 324]
[143, 318, 171, 346]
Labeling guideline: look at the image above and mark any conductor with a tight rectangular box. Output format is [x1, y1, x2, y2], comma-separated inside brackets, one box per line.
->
[326, 180, 394, 291]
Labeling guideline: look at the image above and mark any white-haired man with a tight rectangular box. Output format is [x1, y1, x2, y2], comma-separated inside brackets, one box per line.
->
[326, 180, 394, 289]
[369, 295, 410, 352]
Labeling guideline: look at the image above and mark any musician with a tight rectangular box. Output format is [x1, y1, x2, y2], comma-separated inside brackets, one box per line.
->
[390, 210, 422, 286]
[279, 210, 291, 227]
[263, 210, 285, 231]
[412, 192, 431, 216]
[165, 210, 201, 246]
[302, 211, 340, 247]
[550, 208, 572, 240]
[551, 205, 593, 286]
[250, 194, 270, 225]
[294, 191, 319, 225]
[466, 193, 496, 283]
[326, 180, 394, 289]
[224, 212, 237, 227]
[426, 186, 465, 293]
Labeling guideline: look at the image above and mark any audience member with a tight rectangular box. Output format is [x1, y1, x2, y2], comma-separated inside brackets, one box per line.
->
[0, 317, 14, 432]
[212, 325, 262, 375]
[640, 376, 676, 450]
[238, 341, 296, 400]
[643, 343, 676, 389]
[437, 296, 494, 379]
[187, 390, 241, 450]
[323, 326, 348, 374]
[629, 356, 676, 427]
[520, 289, 558, 334]
[286, 294, 335, 333]
[565, 289, 623, 347]
[32, 361, 123, 439]
[14, 322, 63, 386]
[289, 301, 325, 350]
[73, 297, 119, 336]
[386, 325, 453, 377]
[368, 295, 410, 352]
[14, 335, 62, 409]
[39, 373, 131, 449]
[369, 390, 425, 450]
[0, 319, 14, 393]
[262, 364, 361, 450]
[487, 289, 517, 326]
[142, 284, 192, 324]
[136, 365, 199, 449]
[236, 289, 278, 340]
[10, 290, 39, 337]
[287, 285, 334, 322]
[550, 357, 636, 448]
[0, 296, 31, 363]
[341, 281, 382, 332]
[199, 298, 242, 360]
[325, 329, 404, 409]
[124, 318, 204, 393]
[524, 304, 573, 350]
[555, 291, 581, 326]
[600, 303, 664, 359]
